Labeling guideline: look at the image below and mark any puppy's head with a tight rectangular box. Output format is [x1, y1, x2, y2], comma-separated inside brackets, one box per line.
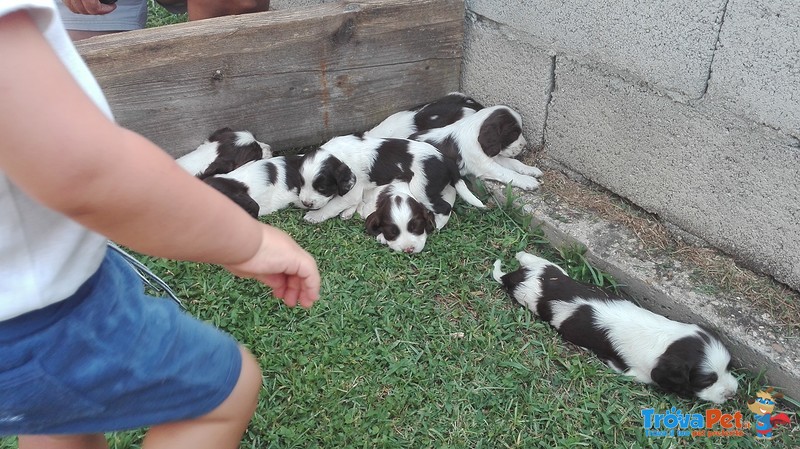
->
[203, 176, 260, 218]
[365, 186, 435, 254]
[413, 92, 484, 133]
[200, 127, 271, 178]
[650, 333, 738, 404]
[297, 149, 357, 210]
[475, 106, 527, 158]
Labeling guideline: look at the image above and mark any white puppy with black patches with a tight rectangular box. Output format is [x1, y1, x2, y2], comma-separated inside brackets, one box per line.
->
[492, 252, 738, 404]
[202, 155, 304, 217]
[412, 105, 543, 190]
[176, 127, 272, 178]
[364, 92, 484, 139]
[298, 134, 485, 227]
[357, 182, 436, 254]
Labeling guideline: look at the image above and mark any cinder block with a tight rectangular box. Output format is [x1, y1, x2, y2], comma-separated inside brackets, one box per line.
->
[706, 0, 800, 137]
[546, 58, 800, 291]
[466, 0, 725, 98]
[461, 15, 553, 146]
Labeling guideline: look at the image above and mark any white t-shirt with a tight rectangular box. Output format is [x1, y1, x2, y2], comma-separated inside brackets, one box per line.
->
[0, 0, 112, 321]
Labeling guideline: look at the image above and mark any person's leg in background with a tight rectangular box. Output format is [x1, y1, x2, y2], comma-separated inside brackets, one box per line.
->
[57, 0, 148, 41]
[158, 0, 269, 21]
[58, 0, 270, 41]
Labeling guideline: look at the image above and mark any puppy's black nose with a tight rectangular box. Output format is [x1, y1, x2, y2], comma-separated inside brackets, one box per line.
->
[302, 201, 313, 208]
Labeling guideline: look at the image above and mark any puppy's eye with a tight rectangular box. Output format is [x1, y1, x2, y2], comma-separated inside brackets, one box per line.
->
[408, 218, 427, 235]
[312, 175, 336, 197]
[383, 225, 400, 241]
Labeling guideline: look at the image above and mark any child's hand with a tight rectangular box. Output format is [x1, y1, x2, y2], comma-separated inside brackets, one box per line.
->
[223, 225, 321, 308]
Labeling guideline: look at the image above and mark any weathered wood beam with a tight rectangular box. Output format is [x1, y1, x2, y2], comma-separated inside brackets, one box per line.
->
[77, 0, 465, 156]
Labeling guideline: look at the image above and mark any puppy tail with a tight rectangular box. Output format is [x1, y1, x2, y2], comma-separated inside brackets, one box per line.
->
[492, 259, 506, 283]
[455, 180, 486, 208]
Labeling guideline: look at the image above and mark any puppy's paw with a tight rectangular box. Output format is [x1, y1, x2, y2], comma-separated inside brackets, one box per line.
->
[510, 176, 540, 191]
[518, 165, 543, 178]
[304, 210, 329, 224]
[340, 206, 358, 220]
[434, 214, 451, 230]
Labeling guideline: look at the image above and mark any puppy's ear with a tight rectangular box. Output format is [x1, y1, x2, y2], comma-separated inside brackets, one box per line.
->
[691, 371, 719, 392]
[230, 192, 260, 218]
[477, 123, 504, 157]
[477, 109, 522, 157]
[364, 212, 382, 236]
[204, 177, 259, 218]
[651, 356, 691, 397]
[201, 160, 235, 178]
[334, 162, 357, 196]
[233, 142, 264, 167]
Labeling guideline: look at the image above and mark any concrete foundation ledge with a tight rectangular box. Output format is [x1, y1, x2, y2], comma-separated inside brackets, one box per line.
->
[485, 172, 800, 400]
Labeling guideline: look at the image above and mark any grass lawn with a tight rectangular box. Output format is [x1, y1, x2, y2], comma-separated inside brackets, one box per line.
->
[2, 197, 796, 448]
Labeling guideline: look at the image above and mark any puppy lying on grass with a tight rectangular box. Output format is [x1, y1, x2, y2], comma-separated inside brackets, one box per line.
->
[492, 251, 738, 404]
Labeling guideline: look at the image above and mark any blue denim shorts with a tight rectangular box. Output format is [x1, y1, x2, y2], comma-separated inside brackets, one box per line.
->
[0, 249, 242, 435]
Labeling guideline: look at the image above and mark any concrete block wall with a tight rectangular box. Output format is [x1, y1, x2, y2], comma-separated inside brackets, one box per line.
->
[463, 0, 800, 292]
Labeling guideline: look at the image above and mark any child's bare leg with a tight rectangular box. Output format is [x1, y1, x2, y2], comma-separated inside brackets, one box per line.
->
[142, 346, 263, 449]
[18, 346, 262, 449]
[18, 434, 107, 449]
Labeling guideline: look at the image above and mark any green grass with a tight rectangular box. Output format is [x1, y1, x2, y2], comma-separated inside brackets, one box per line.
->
[145, 1, 187, 28]
[3, 200, 795, 448]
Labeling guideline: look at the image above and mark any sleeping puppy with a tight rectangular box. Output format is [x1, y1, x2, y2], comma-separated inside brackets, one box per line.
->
[176, 127, 272, 178]
[298, 134, 485, 227]
[411, 105, 543, 190]
[364, 92, 484, 139]
[492, 252, 738, 404]
[357, 182, 436, 254]
[202, 155, 303, 218]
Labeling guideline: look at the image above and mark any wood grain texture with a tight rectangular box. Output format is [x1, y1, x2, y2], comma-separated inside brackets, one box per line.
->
[77, 0, 464, 156]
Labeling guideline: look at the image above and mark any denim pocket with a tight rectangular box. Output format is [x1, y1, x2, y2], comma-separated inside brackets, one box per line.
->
[0, 360, 104, 435]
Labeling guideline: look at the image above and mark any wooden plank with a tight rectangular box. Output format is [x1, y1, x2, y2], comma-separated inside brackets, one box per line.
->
[76, 0, 464, 156]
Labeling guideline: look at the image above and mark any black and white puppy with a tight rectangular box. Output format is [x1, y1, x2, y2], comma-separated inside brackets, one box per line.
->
[412, 105, 543, 190]
[492, 252, 738, 404]
[298, 134, 485, 227]
[364, 92, 484, 139]
[203, 155, 304, 218]
[176, 127, 272, 178]
[357, 182, 436, 254]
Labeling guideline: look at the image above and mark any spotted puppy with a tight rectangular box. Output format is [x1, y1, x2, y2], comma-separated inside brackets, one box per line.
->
[176, 127, 271, 178]
[203, 155, 303, 218]
[412, 105, 543, 190]
[364, 92, 484, 139]
[357, 182, 436, 254]
[492, 252, 738, 404]
[298, 134, 485, 228]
